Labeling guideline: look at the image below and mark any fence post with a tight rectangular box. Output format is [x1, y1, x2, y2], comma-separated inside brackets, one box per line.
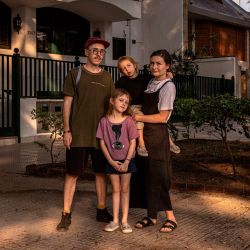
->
[220, 74, 225, 95]
[12, 48, 21, 143]
[74, 56, 80, 67]
[230, 76, 235, 96]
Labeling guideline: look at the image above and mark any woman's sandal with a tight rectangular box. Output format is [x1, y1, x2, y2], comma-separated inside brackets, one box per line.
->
[159, 219, 177, 233]
[135, 216, 155, 229]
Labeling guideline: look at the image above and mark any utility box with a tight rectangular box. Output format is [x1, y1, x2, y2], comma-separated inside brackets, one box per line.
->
[36, 100, 63, 133]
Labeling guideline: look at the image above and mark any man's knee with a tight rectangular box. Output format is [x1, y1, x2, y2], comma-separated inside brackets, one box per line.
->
[65, 174, 78, 185]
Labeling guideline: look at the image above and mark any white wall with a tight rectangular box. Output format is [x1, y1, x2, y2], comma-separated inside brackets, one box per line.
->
[111, 19, 144, 68]
[20, 98, 65, 142]
[110, 0, 184, 67]
[12, 7, 37, 57]
[20, 98, 37, 139]
[195, 57, 241, 97]
[232, 0, 250, 12]
[142, 0, 184, 64]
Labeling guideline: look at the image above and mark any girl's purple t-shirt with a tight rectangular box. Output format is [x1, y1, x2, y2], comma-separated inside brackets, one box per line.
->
[96, 116, 138, 160]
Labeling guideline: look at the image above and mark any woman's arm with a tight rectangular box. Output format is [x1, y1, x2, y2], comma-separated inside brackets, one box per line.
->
[99, 139, 122, 171]
[134, 110, 171, 124]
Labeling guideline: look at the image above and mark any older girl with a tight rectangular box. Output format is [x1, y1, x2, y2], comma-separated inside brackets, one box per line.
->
[96, 88, 138, 233]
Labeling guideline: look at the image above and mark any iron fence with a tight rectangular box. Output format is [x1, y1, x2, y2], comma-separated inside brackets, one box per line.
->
[0, 50, 235, 138]
[174, 74, 234, 99]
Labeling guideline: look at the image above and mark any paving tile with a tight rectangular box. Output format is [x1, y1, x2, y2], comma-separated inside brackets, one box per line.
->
[0, 141, 249, 249]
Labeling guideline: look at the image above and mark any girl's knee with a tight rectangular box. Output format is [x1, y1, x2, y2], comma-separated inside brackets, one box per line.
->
[120, 186, 129, 194]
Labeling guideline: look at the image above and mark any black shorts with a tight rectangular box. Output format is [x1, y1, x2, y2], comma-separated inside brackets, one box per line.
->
[105, 158, 137, 175]
[66, 147, 106, 176]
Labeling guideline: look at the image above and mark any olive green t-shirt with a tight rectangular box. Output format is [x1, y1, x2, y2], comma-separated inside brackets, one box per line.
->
[63, 67, 115, 147]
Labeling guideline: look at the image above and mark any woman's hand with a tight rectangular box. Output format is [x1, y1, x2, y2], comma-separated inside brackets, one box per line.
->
[132, 114, 140, 122]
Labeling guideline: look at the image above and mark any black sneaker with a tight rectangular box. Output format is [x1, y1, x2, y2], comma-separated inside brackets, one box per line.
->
[96, 207, 113, 222]
[56, 212, 71, 232]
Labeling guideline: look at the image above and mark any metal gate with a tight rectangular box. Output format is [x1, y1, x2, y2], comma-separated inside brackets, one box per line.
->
[0, 52, 20, 140]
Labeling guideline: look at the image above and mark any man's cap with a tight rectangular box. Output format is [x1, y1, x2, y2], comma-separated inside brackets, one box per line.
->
[84, 37, 110, 49]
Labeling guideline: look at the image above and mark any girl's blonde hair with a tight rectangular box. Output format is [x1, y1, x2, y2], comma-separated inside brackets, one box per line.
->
[107, 88, 132, 116]
[117, 56, 138, 74]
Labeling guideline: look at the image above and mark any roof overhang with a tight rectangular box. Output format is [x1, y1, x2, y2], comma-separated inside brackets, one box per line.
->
[189, 0, 250, 28]
[2, 0, 141, 21]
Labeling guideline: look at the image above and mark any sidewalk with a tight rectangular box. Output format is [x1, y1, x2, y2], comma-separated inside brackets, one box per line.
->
[0, 141, 250, 250]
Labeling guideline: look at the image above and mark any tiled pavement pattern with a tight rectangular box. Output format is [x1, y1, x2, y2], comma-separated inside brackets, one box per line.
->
[0, 141, 249, 250]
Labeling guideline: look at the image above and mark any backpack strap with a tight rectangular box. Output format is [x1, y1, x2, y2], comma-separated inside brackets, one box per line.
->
[75, 65, 82, 87]
[70, 66, 82, 124]
[74, 65, 82, 100]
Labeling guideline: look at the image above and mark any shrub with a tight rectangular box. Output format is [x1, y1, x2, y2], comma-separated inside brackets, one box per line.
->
[193, 94, 250, 177]
[174, 98, 198, 139]
[31, 108, 64, 166]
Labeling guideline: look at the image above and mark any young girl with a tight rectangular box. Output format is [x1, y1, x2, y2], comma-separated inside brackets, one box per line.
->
[116, 56, 181, 155]
[96, 88, 138, 233]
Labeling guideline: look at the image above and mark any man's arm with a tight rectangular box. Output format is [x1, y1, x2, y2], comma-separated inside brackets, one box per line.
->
[63, 96, 73, 149]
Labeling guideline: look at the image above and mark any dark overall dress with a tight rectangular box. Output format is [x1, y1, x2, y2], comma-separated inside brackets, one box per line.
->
[130, 81, 173, 218]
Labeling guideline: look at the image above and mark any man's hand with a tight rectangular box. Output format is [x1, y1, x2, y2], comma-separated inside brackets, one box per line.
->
[63, 132, 72, 150]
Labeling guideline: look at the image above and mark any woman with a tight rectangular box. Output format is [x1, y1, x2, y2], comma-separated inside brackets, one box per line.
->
[133, 49, 177, 233]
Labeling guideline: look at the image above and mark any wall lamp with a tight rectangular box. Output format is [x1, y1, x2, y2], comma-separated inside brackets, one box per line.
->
[13, 14, 22, 34]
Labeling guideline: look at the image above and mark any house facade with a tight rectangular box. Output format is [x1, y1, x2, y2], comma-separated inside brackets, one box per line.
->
[0, 0, 250, 144]
[188, 0, 250, 98]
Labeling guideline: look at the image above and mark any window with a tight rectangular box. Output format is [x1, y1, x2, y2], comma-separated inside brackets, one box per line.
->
[0, 2, 11, 49]
[112, 37, 126, 60]
[37, 8, 90, 56]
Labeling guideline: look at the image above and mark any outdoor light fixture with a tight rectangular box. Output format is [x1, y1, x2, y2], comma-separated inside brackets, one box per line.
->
[13, 14, 22, 34]
[184, 49, 195, 60]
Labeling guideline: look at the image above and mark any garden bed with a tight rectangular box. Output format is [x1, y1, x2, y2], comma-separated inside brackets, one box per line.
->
[25, 139, 250, 195]
[171, 139, 250, 195]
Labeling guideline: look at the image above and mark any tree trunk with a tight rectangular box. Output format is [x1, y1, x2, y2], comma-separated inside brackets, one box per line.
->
[222, 135, 237, 178]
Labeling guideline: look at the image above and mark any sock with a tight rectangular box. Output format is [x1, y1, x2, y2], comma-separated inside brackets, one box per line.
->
[63, 210, 71, 215]
[97, 204, 105, 209]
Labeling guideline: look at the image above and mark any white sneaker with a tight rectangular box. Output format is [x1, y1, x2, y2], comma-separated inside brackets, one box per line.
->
[104, 221, 119, 232]
[120, 223, 133, 233]
[170, 144, 181, 154]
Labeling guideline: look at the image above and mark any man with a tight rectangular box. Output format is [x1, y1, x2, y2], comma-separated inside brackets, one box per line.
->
[56, 37, 114, 232]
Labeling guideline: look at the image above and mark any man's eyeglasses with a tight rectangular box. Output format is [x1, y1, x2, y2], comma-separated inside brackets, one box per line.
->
[88, 48, 106, 56]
